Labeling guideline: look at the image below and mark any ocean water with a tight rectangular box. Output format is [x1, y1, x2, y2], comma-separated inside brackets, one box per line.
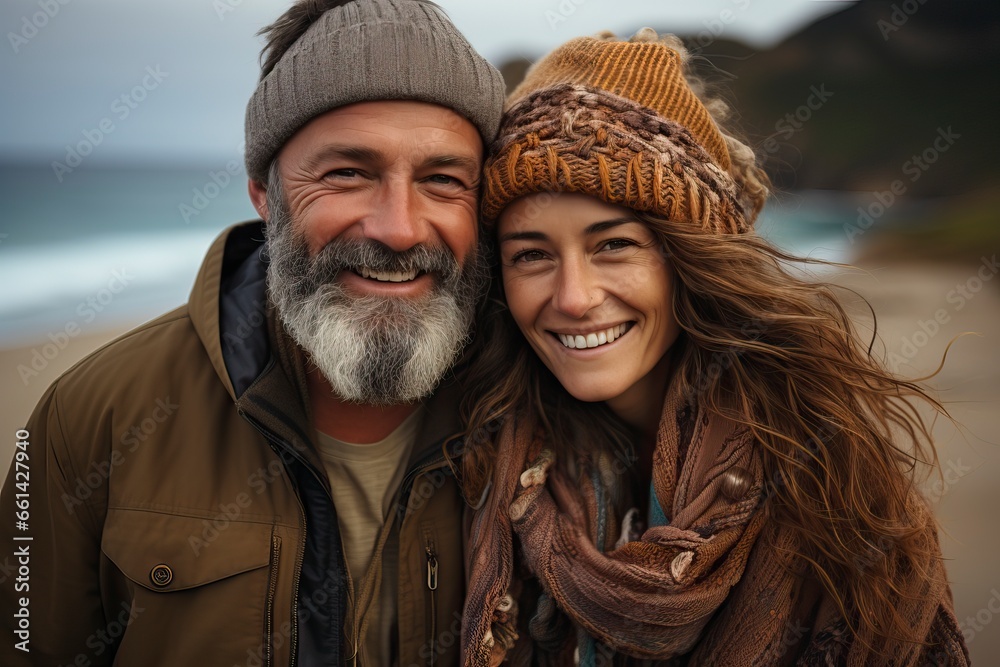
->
[0, 165, 855, 348]
[0, 165, 257, 348]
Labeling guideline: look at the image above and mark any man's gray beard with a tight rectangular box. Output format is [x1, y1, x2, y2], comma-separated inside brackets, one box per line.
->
[263, 173, 486, 405]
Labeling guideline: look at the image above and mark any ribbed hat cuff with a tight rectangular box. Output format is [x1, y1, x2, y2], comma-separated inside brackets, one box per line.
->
[244, 1, 504, 183]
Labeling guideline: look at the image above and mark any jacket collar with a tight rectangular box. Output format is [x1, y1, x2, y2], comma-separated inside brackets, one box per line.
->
[189, 219, 268, 402]
[189, 220, 464, 470]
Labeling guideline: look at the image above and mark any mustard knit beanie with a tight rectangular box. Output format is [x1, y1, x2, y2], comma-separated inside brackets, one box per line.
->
[245, 0, 505, 183]
[482, 29, 754, 233]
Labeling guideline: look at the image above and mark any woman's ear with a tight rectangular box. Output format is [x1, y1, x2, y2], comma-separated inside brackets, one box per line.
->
[248, 178, 269, 221]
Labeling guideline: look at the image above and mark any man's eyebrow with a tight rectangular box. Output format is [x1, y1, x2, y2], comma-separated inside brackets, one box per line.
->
[299, 146, 479, 178]
[301, 144, 384, 172]
[499, 217, 639, 243]
[422, 154, 480, 176]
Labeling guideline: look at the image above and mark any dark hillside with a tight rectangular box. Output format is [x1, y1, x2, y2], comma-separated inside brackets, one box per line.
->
[500, 1, 999, 196]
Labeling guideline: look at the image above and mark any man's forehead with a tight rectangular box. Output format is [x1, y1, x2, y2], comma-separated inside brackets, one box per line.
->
[297, 141, 479, 173]
[286, 100, 483, 168]
[307, 100, 479, 137]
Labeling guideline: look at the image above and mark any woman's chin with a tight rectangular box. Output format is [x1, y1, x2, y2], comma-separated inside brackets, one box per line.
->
[558, 377, 626, 405]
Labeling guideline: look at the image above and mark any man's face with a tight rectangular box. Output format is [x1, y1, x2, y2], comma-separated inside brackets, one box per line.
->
[272, 99, 483, 277]
[254, 100, 487, 405]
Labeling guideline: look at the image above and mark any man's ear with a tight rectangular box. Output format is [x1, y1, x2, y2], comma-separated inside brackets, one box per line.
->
[248, 178, 269, 221]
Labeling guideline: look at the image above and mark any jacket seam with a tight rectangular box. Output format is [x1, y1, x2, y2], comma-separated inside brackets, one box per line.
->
[57, 311, 192, 381]
[106, 504, 298, 527]
[50, 386, 104, 537]
[103, 552, 272, 592]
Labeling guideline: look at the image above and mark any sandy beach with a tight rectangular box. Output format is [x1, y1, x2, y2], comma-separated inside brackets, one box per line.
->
[2, 329, 124, 441]
[1, 257, 997, 662]
[832, 259, 1000, 662]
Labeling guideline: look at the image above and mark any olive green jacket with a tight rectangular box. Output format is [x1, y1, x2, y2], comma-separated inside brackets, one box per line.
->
[0, 221, 466, 667]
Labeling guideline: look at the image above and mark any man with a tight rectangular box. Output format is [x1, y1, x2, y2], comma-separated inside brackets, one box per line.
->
[0, 1, 504, 665]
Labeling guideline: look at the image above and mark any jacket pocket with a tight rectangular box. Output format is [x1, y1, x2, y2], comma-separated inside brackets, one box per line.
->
[101, 507, 278, 666]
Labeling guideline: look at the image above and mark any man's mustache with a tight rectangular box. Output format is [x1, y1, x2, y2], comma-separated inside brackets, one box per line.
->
[306, 237, 462, 286]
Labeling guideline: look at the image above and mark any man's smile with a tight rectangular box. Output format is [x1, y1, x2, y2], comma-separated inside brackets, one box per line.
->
[355, 266, 421, 283]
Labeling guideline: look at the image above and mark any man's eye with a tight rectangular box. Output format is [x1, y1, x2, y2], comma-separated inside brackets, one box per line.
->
[426, 174, 462, 186]
[325, 168, 359, 179]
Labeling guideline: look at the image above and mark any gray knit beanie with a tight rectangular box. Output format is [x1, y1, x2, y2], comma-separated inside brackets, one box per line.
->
[244, 0, 505, 183]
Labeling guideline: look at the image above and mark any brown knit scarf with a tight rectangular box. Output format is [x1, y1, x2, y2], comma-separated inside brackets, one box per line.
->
[461, 382, 969, 666]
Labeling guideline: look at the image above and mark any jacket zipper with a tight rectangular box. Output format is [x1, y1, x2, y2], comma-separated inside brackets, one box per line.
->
[425, 539, 439, 667]
[397, 444, 456, 519]
[266, 534, 281, 667]
[400, 443, 455, 667]
[242, 411, 323, 667]
[245, 412, 458, 667]
[289, 515, 305, 667]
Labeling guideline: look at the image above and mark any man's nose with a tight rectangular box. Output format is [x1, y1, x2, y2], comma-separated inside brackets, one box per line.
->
[363, 180, 432, 252]
[551, 257, 601, 318]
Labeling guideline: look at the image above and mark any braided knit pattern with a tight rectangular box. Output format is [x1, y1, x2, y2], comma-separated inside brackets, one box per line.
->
[505, 34, 730, 169]
[481, 84, 749, 234]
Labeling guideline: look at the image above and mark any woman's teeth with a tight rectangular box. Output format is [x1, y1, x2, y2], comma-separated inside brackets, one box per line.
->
[358, 266, 419, 282]
[557, 323, 630, 349]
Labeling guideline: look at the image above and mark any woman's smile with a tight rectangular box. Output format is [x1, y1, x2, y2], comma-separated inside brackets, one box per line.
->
[551, 321, 634, 350]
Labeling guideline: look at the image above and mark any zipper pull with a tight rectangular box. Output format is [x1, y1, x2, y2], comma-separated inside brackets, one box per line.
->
[425, 546, 438, 591]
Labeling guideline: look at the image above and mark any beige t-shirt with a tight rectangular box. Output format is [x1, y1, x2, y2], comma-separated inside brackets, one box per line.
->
[316, 407, 423, 666]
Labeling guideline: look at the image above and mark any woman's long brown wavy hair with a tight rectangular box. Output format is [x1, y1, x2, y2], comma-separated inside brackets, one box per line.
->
[457, 34, 950, 652]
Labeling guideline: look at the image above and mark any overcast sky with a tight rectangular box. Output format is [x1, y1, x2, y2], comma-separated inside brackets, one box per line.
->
[0, 0, 851, 166]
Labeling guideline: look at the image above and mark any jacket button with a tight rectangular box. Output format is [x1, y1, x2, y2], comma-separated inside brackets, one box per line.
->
[150, 564, 173, 587]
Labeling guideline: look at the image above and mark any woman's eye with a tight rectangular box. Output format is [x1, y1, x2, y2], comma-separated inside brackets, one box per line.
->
[601, 238, 636, 251]
[510, 249, 546, 264]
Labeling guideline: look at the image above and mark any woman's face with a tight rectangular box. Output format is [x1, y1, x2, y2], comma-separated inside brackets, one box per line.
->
[497, 192, 681, 416]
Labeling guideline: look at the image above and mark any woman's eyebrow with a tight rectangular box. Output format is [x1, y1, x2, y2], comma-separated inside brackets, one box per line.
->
[584, 217, 640, 234]
[498, 217, 639, 243]
[498, 230, 547, 243]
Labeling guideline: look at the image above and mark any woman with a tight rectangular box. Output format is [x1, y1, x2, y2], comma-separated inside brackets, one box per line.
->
[457, 29, 969, 666]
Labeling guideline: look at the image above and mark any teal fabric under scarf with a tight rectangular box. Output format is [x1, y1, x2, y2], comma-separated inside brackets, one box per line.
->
[579, 475, 671, 665]
[579, 467, 608, 666]
[648, 478, 669, 528]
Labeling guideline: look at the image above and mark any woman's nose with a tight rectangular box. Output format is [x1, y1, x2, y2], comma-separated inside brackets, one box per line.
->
[551, 258, 601, 318]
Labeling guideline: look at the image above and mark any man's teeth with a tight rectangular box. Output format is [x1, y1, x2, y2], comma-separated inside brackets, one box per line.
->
[557, 323, 629, 349]
[358, 267, 419, 282]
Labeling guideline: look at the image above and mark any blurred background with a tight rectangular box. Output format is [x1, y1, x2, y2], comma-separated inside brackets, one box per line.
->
[1, 0, 997, 660]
